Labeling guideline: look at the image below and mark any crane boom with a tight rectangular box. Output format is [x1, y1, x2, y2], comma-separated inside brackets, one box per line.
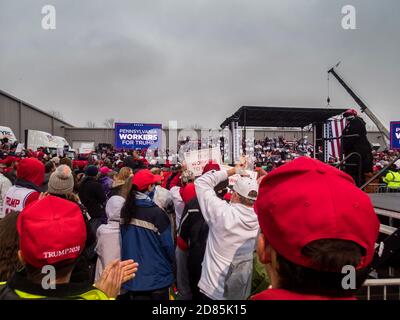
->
[328, 67, 390, 140]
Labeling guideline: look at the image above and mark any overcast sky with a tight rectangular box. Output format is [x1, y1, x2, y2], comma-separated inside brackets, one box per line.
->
[0, 0, 399, 129]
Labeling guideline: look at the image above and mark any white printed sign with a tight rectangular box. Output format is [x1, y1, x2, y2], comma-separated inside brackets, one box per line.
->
[79, 142, 95, 154]
[15, 143, 24, 154]
[184, 147, 222, 176]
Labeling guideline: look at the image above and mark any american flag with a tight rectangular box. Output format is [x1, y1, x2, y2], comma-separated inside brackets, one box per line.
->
[324, 116, 347, 162]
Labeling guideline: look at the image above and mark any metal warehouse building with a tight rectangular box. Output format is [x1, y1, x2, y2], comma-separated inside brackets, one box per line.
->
[0, 89, 73, 141]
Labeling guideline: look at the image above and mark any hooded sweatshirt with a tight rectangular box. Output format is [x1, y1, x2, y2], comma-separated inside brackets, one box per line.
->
[170, 186, 185, 227]
[0, 173, 12, 218]
[94, 195, 125, 281]
[195, 170, 259, 300]
[153, 185, 173, 212]
[2, 158, 44, 216]
[170, 183, 196, 228]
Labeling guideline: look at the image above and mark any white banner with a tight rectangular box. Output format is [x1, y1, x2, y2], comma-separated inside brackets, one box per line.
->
[184, 147, 222, 176]
[79, 142, 95, 154]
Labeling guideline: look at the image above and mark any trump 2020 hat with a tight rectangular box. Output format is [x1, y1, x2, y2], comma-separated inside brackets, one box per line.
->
[254, 157, 379, 270]
[17, 196, 86, 268]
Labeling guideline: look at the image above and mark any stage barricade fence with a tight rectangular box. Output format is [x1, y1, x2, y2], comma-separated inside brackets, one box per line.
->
[359, 279, 400, 300]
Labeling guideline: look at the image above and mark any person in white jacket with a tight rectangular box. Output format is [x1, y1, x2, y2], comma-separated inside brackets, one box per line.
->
[195, 165, 259, 300]
[0, 173, 12, 219]
[95, 174, 133, 283]
[94, 189, 125, 282]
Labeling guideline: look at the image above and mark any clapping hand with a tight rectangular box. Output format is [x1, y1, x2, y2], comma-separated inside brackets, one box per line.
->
[94, 259, 139, 299]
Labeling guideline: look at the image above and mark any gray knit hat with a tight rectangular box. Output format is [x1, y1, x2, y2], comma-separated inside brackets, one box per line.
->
[48, 165, 74, 195]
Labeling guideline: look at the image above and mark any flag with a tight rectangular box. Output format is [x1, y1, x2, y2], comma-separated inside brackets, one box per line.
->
[324, 116, 346, 162]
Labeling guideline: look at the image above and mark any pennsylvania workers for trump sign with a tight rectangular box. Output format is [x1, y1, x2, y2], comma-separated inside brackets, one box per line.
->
[115, 123, 162, 149]
[390, 121, 400, 150]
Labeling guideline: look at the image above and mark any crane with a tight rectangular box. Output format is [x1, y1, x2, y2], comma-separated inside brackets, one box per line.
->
[327, 65, 390, 144]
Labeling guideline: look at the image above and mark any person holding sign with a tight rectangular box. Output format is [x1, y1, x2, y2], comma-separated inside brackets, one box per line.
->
[194, 161, 259, 300]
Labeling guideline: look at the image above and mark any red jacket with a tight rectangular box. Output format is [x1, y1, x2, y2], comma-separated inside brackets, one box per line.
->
[251, 289, 356, 300]
[168, 172, 181, 189]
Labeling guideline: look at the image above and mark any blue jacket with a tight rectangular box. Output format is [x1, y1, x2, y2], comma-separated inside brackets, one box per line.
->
[120, 193, 174, 292]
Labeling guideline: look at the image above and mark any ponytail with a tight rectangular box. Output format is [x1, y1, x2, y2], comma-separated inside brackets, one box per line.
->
[120, 185, 138, 226]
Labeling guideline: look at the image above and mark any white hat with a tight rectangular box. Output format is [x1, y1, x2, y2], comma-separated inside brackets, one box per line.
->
[233, 177, 259, 201]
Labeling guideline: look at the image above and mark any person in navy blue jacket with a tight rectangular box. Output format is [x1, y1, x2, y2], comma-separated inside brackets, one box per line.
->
[120, 169, 174, 300]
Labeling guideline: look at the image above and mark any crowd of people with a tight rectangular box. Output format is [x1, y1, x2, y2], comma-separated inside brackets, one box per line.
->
[251, 136, 313, 171]
[0, 131, 397, 300]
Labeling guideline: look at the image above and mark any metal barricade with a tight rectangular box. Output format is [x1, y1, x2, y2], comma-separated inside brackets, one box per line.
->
[367, 183, 400, 193]
[361, 279, 400, 300]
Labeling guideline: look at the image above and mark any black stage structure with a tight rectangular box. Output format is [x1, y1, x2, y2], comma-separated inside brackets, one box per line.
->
[220, 106, 347, 164]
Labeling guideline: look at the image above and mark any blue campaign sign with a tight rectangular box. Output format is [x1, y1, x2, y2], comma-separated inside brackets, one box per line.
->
[115, 123, 162, 150]
[390, 121, 400, 150]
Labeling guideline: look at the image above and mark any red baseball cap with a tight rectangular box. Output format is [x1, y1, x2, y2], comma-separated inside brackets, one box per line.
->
[100, 166, 113, 175]
[132, 169, 162, 191]
[17, 158, 45, 186]
[0, 156, 17, 166]
[17, 196, 87, 268]
[179, 183, 196, 204]
[202, 161, 221, 174]
[254, 157, 379, 270]
[343, 108, 358, 117]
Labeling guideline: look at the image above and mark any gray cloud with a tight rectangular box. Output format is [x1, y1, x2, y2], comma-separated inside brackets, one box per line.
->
[0, 0, 399, 128]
